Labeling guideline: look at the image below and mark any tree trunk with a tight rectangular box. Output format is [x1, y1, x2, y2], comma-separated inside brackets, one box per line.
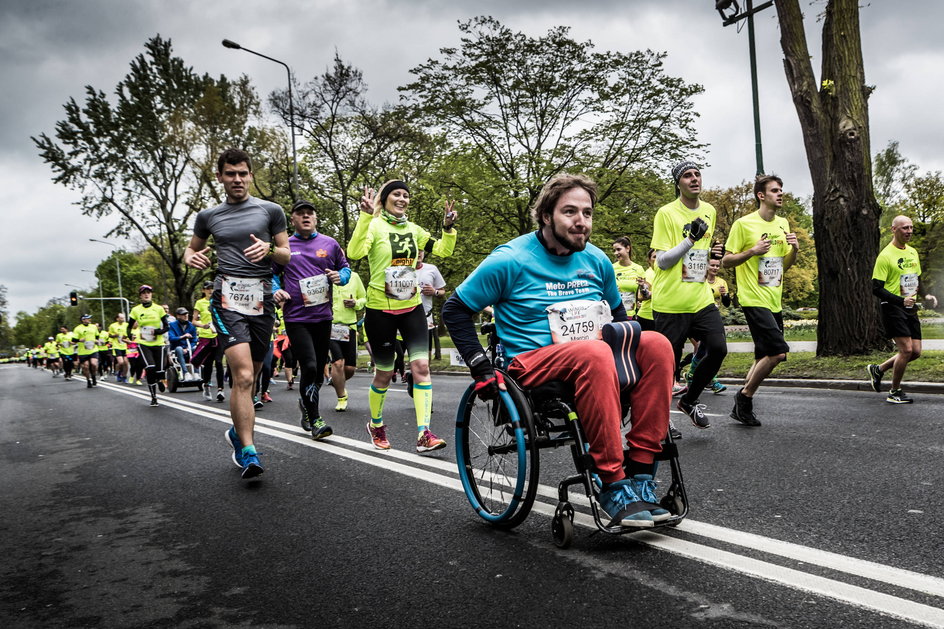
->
[776, 0, 886, 355]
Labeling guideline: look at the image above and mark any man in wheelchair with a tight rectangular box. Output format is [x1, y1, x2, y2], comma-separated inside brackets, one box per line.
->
[168, 307, 198, 380]
[442, 173, 675, 528]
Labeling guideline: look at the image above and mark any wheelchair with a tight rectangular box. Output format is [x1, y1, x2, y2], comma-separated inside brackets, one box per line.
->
[454, 321, 688, 548]
[166, 339, 202, 393]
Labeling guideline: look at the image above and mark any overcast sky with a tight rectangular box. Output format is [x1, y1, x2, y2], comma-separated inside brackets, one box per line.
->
[2, 0, 942, 321]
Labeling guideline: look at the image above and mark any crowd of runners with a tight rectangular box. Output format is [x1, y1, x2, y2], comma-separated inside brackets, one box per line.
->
[21, 150, 936, 508]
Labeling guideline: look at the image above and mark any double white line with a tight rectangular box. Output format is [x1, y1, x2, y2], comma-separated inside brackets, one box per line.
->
[99, 381, 944, 627]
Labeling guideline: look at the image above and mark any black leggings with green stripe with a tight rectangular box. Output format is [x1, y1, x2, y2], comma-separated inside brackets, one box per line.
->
[364, 306, 429, 371]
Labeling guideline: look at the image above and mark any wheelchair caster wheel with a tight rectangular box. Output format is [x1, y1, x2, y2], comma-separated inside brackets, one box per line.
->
[552, 502, 575, 549]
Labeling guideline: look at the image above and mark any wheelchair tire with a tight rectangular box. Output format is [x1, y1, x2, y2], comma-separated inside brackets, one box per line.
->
[455, 375, 540, 529]
[167, 366, 179, 393]
[552, 501, 575, 548]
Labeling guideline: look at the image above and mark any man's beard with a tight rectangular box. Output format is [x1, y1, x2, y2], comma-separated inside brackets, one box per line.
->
[552, 220, 588, 253]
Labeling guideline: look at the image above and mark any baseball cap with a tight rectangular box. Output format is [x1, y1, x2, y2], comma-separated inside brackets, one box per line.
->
[175, 307, 189, 315]
[202, 280, 214, 289]
[138, 284, 153, 294]
[291, 199, 317, 213]
[80, 313, 91, 320]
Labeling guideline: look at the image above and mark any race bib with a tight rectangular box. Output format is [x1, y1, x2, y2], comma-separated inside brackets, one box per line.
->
[221, 276, 265, 316]
[546, 300, 612, 344]
[900, 273, 919, 297]
[757, 256, 784, 287]
[620, 291, 637, 311]
[61, 341, 72, 350]
[83, 340, 96, 350]
[140, 326, 156, 342]
[330, 323, 351, 342]
[681, 249, 708, 283]
[299, 274, 330, 307]
[384, 267, 417, 300]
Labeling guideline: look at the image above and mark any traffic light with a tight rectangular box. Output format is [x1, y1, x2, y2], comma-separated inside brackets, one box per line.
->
[69, 291, 78, 306]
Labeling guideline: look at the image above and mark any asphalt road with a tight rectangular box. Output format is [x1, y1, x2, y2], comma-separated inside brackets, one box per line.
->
[3, 364, 944, 628]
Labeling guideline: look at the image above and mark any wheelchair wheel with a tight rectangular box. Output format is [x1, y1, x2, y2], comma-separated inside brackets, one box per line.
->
[455, 376, 540, 529]
[167, 366, 179, 393]
[552, 502, 575, 548]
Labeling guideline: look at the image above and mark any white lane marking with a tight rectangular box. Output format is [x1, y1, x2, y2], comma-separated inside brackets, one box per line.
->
[97, 381, 944, 624]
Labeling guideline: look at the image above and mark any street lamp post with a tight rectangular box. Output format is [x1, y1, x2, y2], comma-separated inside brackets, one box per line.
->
[222, 38, 298, 196]
[90, 239, 126, 318]
[716, 0, 774, 176]
[81, 269, 106, 327]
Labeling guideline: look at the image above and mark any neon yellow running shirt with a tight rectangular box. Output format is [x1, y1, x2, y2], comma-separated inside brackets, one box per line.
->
[649, 199, 717, 313]
[347, 213, 456, 311]
[873, 241, 921, 298]
[725, 210, 792, 312]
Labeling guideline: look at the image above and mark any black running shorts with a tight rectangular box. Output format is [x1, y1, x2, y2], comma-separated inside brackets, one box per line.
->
[742, 306, 790, 359]
[881, 302, 922, 340]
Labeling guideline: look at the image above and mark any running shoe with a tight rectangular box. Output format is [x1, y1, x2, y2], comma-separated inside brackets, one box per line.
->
[668, 419, 683, 441]
[149, 396, 159, 407]
[367, 423, 391, 450]
[311, 419, 333, 440]
[299, 399, 311, 432]
[262, 392, 273, 403]
[286, 381, 294, 390]
[241, 448, 264, 479]
[886, 389, 913, 404]
[202, 384, 212, 401]
[225, 427, 245, 468]
[866, 364, 884, 393]
[672, 383, 688, 397]
[158, 380, 166, 393]
[86, 380, 93, 388]
[405, 371, 414, 398]
[597, 480, 654, 528]
[416, 429, 446, 453]
[730, 389, 761, 426]
[710, 379, 727, 394]
[216, 389, 225, 403]
[677, 398, 710, 428]
[335, 395, 348, 412]
[630, 474, 671, 522]
[253, 396, 263, 410]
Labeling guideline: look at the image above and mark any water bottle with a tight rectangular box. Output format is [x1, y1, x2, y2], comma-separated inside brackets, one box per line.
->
[494, 342, 505, 369]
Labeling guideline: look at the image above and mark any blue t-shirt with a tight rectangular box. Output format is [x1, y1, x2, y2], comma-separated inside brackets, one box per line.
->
[455, 232, 621, 359]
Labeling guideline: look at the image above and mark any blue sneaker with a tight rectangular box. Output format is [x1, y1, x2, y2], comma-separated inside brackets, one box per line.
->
[225, 427, 245, 469]
[631, 474, 671, 522]
[311, 418, 333, 440]
[240, 447, 264, 479]
[598, 480, 653, 528]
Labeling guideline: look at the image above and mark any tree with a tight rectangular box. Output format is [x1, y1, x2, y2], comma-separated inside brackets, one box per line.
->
[0, 285, 13, 352]
[776, 0, 885, 355]
[33, 36, 271, 307]
[401, 16, 705, 238]
[272, 52, 419, 242]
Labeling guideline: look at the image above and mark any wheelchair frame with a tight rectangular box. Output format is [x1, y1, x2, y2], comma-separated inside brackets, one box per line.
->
[454, 324, 688, 548]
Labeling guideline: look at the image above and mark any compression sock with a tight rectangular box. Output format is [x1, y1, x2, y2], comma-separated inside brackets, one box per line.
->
[413, 381, 433, 433]
[369, 384, 388, 426]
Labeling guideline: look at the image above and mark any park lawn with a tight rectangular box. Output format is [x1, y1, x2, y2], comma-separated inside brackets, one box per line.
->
[716, 350, 944, 382]
[359, 336, 944, 381]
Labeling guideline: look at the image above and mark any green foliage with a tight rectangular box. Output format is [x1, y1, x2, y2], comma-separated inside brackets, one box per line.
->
[872, 141, 944, 296]
[276, 52, 423, 242]
[33, 35, 271, 307]
[401, 16, 705, 238]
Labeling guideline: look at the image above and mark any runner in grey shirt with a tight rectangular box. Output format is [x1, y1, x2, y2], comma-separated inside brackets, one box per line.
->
[184, 148, 290, 480]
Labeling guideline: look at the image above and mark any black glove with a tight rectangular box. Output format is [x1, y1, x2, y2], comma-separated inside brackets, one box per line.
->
[467, 350, 503, 400]
[688, 217, 709, 241]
